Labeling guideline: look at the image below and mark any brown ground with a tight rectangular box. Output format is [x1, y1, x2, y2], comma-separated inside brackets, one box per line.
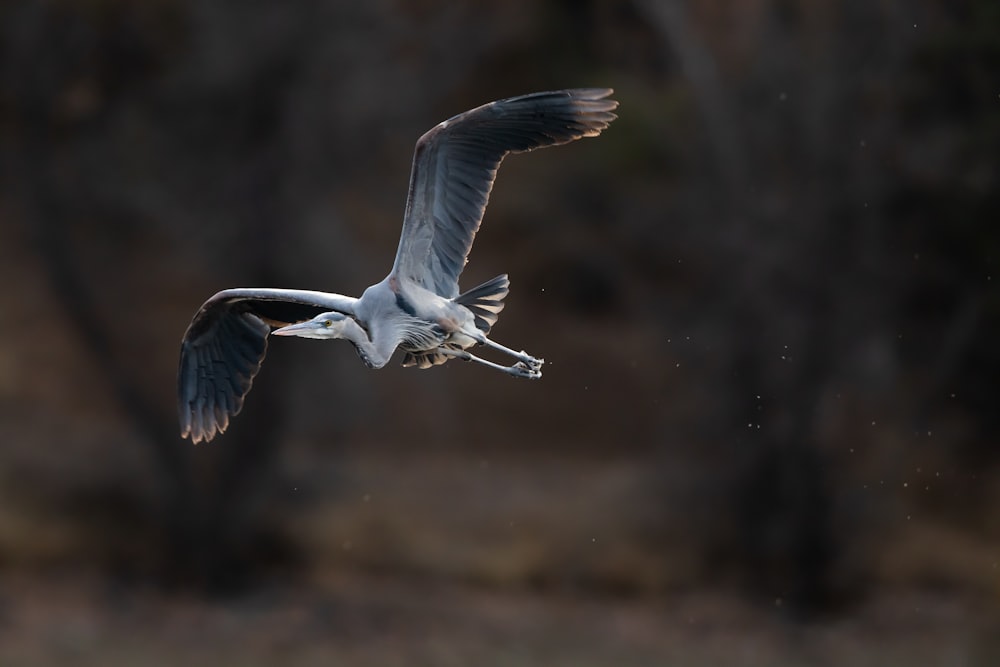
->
[1, 573, 997, 667]
[2, 449, 997, 666]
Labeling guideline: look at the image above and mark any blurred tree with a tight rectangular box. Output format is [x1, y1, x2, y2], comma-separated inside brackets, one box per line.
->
[0, 0, 996, 619]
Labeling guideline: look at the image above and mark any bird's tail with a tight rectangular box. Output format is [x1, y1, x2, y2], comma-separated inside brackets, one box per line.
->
[455, 273, 508, 334]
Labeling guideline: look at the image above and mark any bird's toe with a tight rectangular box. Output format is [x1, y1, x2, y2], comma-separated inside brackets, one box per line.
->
[511, 362, 542, 379]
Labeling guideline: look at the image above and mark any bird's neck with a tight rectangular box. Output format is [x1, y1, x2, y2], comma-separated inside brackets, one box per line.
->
[340, 317, 390, 369]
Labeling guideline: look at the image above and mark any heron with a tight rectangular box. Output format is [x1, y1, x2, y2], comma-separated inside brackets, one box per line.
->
[178, 88, 618, 443]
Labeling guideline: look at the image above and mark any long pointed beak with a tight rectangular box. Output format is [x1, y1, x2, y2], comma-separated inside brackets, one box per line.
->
[271, 320, 321, 336]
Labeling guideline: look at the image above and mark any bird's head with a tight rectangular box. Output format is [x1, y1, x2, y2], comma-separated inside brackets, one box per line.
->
[271, 312, 350, 339]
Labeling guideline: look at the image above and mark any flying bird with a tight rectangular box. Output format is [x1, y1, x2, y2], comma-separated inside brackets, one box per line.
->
[178, 88, 618, 443]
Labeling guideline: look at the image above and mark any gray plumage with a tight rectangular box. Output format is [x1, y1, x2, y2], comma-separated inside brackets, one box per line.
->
[178, 88, 618, 443]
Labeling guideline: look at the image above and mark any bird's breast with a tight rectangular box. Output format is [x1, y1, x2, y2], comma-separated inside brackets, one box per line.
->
[399, 321, 448, 352]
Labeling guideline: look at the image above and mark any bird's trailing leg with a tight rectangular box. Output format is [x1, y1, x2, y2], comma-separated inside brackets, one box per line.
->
[437, 348, 541, 379]
[470, 333, 545, 371]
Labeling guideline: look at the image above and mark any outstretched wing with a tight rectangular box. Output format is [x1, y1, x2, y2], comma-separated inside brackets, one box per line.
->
[178, 288, 357, 444]
[391, 88, 618, 298]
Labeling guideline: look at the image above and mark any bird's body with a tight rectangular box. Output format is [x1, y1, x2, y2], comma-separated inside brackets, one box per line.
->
[178, 88, 618, 443]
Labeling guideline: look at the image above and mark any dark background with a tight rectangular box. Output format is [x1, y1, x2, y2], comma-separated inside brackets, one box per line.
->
[1, 0, 998, 664]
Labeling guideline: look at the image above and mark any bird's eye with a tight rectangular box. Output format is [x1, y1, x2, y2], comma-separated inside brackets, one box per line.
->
[323, 319, 333, 328]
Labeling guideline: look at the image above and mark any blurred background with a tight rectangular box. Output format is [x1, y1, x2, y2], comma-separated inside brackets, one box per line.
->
[1, 0, 998, 664]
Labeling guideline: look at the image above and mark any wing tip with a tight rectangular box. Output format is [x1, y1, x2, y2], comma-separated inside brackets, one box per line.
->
[555, 88, 619, 136]
[177, 306, 270, 446]
[564, 87, 615, 99]
[179, 406, 230, 444]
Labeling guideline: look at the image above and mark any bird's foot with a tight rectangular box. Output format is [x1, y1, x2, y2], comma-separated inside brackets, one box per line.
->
[517, 352, 544, 372]
[512, 360, 542, 379]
